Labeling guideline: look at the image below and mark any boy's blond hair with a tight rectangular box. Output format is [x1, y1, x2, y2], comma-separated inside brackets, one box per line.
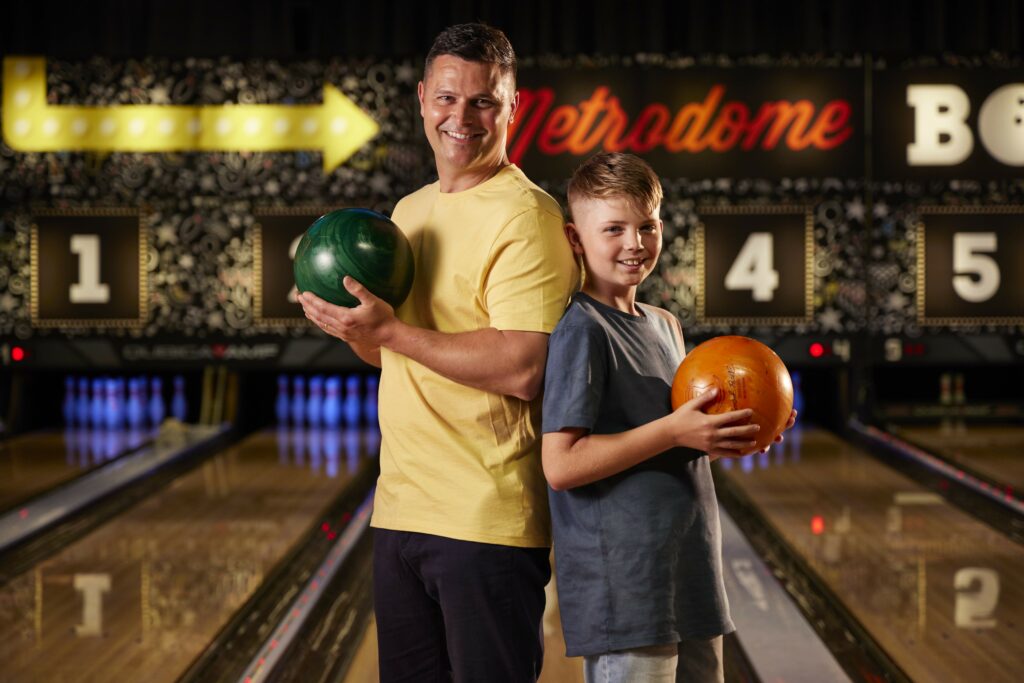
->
[567, 152, 663, 220]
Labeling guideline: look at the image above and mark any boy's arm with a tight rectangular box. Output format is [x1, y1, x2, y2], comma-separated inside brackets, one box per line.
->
[542, 389, 760, 491]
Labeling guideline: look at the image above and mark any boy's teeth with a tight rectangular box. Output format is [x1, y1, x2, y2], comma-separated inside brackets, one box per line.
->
[621, 259, 642, 265]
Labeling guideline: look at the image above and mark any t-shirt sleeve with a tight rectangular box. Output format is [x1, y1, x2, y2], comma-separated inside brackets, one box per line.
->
[483, 207, 579, 333]
[542, 322, 607, 433]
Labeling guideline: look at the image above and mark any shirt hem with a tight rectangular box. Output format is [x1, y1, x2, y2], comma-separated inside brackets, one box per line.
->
[565, 623, 736, 658]
[370, 514, 551, 549]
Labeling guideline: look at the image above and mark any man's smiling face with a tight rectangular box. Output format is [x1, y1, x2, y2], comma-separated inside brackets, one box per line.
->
[417, 55, 518, 182]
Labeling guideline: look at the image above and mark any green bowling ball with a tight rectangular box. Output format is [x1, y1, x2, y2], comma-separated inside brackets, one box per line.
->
[293, 208, 415, 309]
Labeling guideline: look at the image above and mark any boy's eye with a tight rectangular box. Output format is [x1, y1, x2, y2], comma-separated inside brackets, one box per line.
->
[641, 224, 658, 233]
[605, 226, 623, 234]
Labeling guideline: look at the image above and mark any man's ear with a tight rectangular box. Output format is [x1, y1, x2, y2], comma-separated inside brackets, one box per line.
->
[417, 81, 425, 117]
[509, 89, 520, 124]
[564, 222, 585, 255]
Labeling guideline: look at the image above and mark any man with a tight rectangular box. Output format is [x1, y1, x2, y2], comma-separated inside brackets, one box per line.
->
[298, 23, 577, 682]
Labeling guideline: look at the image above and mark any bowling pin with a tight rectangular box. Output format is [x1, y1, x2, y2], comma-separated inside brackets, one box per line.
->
[126, 378, 145, 429]
[90, 378, 105, 428]
[307, 375, 324, 428]
[275, 374, 290, 425]
[364, 375, 379, 426]
[171, 375, 187, 422]
[291, 376, 306, 427]
[76, 377, 90, 426]
[343, 374, 361, 427]
[104, 378, 123, 430]
[322, 376, 342, 429]
[149, 377, 166, 426]
[63, 376, 76, 426]
[953, 372, 966, 434]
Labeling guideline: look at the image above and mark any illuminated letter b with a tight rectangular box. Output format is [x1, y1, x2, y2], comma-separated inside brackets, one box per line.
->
[907, 85, 973, 165]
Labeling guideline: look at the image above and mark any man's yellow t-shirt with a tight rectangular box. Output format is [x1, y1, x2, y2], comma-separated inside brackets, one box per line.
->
[371, 164, 578, 548]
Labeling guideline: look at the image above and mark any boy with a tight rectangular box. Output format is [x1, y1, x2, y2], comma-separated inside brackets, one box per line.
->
[542, 152, 795, 682]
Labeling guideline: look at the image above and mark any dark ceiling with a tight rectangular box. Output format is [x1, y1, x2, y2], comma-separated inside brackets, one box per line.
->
[1, 0, 1020, 60]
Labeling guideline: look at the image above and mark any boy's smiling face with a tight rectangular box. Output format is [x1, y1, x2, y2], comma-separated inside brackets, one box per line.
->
[566, 195, 663, 307]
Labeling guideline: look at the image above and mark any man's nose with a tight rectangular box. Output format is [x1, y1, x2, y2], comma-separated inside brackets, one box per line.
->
[452, 100, 474, 126]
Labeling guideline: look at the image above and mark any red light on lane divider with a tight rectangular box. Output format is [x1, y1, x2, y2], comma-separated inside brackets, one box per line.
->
[811, 515, 825, 535]
[11, 347, 25, 362]
[808, 342, 825, 358]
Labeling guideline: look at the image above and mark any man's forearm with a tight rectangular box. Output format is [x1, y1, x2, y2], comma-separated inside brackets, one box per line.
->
[349, 341, 382, 368]
[381, 319, 544, 400]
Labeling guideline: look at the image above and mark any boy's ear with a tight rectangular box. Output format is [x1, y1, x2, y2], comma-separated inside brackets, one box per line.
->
[564, 222, 585, 255]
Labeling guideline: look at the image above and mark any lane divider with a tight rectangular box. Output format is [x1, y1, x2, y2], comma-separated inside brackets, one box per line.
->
[237, 489, 374, 683]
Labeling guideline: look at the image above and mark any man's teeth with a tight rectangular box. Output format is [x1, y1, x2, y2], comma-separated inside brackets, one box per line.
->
[446, 131, 473, 140]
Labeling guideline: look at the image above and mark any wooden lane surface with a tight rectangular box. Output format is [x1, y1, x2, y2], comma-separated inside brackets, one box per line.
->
[717, 426, 1024, 683]
[343, 564, 584, 682]
[0, 428, 151, 511]
[889, 423, 1024, 492]
[0, 427, 376, 683]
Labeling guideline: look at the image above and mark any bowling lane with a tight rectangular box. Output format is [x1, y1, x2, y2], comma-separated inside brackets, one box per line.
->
[716, 426, 1023, 683]
[886, 423, 1024, 492]
[0, 428, 152, 511]
[0, 427, 377, 683]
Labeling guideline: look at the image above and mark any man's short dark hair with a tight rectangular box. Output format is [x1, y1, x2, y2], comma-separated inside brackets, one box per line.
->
[425, 23, 517, 86]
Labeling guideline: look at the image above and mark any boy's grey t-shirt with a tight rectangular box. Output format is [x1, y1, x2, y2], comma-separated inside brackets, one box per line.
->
[543, 292, 734, 657]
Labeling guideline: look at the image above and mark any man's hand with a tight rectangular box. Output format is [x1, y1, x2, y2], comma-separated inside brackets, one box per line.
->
[298, 277, 398, 348]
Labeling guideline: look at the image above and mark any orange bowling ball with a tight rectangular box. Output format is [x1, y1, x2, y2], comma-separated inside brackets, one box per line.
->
[671, 336, 794, 452]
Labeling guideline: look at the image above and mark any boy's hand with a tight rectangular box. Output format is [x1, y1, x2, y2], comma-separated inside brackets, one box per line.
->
[670, 389, 760, 459]
[758, 409, 798, 453]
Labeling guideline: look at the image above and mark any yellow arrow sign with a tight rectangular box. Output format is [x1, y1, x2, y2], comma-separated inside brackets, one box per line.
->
[2, 57, 379, 172]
